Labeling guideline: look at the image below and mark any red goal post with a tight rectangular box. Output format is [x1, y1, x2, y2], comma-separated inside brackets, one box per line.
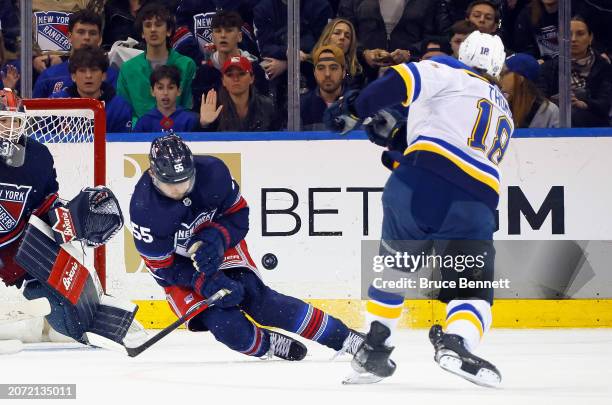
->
[22, 98, 108, 291]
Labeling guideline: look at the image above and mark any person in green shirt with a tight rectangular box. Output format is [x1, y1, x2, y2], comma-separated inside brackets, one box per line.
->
[117, 2, 196, 121]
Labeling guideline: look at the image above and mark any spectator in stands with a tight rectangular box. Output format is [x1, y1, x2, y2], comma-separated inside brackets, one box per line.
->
[500, 0, 530, 51]
[539, 16, 612, 127]
[52, 46, 132, 133]
[311, 18, 365, 91]
[573, 0, 612, 62]
[30, 1, 107, 80]
[254, 0, 333, 125]
[173, 0, 260, 64]
[465, 0, 500, 34]
[301, 45, 347, 130]
[0, 0, 19, 61]
[450, 20, 478, 58]
[103, 0, 146, 50]
[134, 65, 199, 132]
[338, 0, 449, 82]
[254, 0, 332, 80]
[420, 37, 452, 60]
[0, 32, 20, 91]
[33, 9, 120, 98]
[446, 0, 502, 23]
[502, 53, 559, 128]
[199, 56, 279, 131]
[513, 0, 559, 62]
[192, 10, 268, 110]
[118, 2, 196, 120]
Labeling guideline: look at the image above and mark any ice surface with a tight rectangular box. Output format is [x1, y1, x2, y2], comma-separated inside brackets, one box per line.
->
[1, 329, 611, 405]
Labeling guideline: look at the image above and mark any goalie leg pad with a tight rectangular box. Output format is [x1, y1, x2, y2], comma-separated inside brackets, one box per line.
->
[22, 279, 87, 344]
[16, 217, 137, 346]
[89, 295, 137, 344]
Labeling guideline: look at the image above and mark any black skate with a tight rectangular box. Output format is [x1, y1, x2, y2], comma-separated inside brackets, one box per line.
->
[266, 330, 307, 361]
[429, 324, 501, 388]
[343, 321, 396, 384]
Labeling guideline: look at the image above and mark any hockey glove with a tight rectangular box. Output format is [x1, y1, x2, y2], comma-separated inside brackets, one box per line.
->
[196, 271, 243, 308]
[188, 227, 227, 277]
[49, 186, 124, 247]
[363, 109, 405, 147]
[323, 90, 362, 135]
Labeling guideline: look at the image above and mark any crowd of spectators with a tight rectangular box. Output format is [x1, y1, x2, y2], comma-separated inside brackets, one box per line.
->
[0, 0, 610, 130]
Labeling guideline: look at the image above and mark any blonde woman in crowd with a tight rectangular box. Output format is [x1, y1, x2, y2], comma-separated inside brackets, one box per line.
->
[310, 18, 365, 90]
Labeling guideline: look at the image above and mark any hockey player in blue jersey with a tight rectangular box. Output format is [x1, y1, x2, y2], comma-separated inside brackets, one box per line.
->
[324, 31, 512, 387]
[129, 133, 364, 360]
[0, 89, 140, 351]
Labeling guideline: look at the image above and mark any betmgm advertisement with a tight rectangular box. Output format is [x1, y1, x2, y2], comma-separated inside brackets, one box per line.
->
[105, 136, 612, 328]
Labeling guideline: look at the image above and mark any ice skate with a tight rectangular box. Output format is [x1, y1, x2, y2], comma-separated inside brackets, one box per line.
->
[266, 330, 307, 361]
[429, 324, 501, 388]
[343, 321, 396, 384]
[332, 329, 365, 360]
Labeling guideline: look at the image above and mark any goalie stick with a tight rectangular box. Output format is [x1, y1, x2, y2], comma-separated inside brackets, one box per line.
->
[86, 288, 230, 357]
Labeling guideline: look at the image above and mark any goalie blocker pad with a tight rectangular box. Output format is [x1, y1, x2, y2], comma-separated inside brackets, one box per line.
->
[15, 216, 137, 346]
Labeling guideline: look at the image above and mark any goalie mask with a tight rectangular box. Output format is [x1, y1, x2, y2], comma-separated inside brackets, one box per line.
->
[149, 132, 196, 200]
[0, 88, 28, 167]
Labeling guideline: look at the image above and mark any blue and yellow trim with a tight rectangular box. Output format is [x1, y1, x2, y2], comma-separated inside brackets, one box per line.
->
[446, 303, 486, 338]
[366, 300, 404, 319]
[390, 63, 422, 107]
[404, 136, 500, 193]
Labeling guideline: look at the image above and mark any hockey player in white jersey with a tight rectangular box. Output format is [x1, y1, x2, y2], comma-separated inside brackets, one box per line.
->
[324, 32, 512, 387]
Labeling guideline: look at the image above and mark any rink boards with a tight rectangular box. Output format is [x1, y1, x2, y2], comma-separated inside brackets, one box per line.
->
[95, 129, 612, 329]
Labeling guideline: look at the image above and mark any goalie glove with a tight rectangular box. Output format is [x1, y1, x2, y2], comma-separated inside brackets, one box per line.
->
[363, 108, 405, 147]
[323, 90, 362, 135]
[49, 186, 124, 247]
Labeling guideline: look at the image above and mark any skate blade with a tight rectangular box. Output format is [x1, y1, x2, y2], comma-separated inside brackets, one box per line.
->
[342, 371, 384, 385]
[437, 353, 501, 388]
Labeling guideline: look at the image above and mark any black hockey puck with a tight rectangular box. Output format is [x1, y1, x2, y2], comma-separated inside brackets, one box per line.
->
[261, 253, 278, 270]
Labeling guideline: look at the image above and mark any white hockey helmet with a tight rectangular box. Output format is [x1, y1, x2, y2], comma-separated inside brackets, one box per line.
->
[458, 31, 506, 78]
[0, 88, 27, 143]
[0, 88, 28, 167]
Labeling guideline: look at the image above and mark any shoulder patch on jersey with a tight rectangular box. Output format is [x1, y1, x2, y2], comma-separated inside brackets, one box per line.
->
[0, 183, 32, 234]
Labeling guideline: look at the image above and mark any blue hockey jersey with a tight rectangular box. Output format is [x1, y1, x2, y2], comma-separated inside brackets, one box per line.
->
[133, 106, 200, 133]
[52, 83, 133, 133]
[0, 139, 59, 285]
[33, 61, 119, 98]
[129, 156, 248, 285]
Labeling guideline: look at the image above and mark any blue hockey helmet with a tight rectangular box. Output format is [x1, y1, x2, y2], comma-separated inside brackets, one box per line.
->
[149, 132, 195, 184]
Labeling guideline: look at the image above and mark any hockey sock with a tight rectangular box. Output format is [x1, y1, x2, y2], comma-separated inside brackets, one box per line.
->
[293, 304, 351, 351]
[444, 299, 492, 352]
[365, 285, 404, 345]
[238, 323, 269, 357]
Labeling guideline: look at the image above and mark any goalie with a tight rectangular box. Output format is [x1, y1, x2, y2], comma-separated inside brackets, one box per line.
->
[0, 88, 142, 353]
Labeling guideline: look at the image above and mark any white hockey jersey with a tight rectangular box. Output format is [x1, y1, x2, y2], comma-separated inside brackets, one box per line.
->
[391, 57, 514, 209]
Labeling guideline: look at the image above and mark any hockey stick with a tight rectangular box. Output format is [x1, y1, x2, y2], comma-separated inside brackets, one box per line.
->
[85, 288, 230, 357]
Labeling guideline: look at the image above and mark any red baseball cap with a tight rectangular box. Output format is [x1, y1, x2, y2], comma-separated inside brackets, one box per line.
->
[221, 56, 253, 74]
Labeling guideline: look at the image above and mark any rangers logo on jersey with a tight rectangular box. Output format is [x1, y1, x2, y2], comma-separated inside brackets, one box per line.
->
[34, 11, 71, 52]
[193, 12, 215, 52]
[175, 209, 218, 255]
[0, 183, 32, 234]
